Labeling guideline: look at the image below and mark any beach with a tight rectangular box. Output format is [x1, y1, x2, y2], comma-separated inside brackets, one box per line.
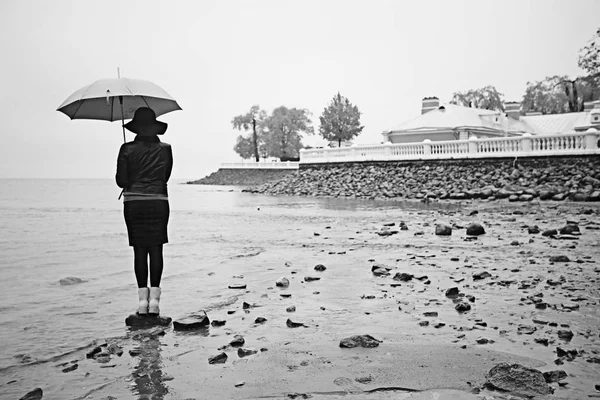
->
[1, 180, 599, 399]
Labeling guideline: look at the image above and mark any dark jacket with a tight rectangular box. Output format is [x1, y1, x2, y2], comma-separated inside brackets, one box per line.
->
[116, 135, 173, 196]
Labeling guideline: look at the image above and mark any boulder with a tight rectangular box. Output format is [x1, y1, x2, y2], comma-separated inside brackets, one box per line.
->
[466, 223, 485, 236]
[550, 256, 570, 263]
[174, 312, 210, 331]
[543, 370, 567, 383]
[559, 224, 580, 235]
[339, 334, 382, 348]
[19, 388, 43, 400]
[485, 363, 553, 397]
[435, 223, 452, 236]
[569, 192, 589, 202]
[125, 314, 172, 328]
[393, 272, 413, 282]
[455, 303, 471, 312]
[445, 287, 460, 297]
[542, 229, 558, 237]
[473, 271, 492, 280]
[314, 264, 327, 271]
[208, 352, 228, 364]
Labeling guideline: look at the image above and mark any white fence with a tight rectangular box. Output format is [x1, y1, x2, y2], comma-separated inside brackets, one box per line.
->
[220, 161, 299, 169]
[299, 132, 600, 164]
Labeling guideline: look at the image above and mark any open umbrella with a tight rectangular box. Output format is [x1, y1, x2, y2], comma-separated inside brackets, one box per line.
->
[57, 77, 182, 142]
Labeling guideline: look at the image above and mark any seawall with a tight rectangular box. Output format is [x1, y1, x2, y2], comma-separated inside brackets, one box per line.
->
[187, 168, 295, 186]
[243, 155, 600, 201]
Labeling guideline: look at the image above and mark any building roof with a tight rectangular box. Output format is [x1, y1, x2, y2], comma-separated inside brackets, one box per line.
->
[519, 112, 592, 134]
[389, 104, 502, 133]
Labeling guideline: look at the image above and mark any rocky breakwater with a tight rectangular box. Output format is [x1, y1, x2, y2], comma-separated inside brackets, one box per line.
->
[188, 168, 295, 186]
[244, 156, 600, 201]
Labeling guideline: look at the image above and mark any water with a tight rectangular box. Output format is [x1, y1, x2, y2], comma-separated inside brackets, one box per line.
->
[0, 179, 461, 398]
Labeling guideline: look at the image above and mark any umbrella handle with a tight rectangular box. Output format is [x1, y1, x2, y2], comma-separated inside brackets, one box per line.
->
[119, 96, 126, 143]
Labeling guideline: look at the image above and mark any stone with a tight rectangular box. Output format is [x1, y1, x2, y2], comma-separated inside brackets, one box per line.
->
[107, 343, 123, 356]
[549, 255, 570, 262]
[519, 194, 534, 202]
[304, 276, 321, 282]
[19, 388, 43, 400]
[393, 272, 413, 282]
[62, 363, 78, 373]
[286, 306, 296, 313]
[254, 317, 267, 324]
[59, 277, 86, 286]
[445, 287, 460, 297]
[275, 277, 290, 287]
[125, 314, 172, 328]
[235, 381, 245, 387]
[455, 303, 471, 312]
[552, 193, 567, 201]
[466, 223, 485, 236]
[87, 346, 103, 359]
[543, 370, 567, 383]
[211, 320, 226, 327]
[314, 264, 326, 271]
[229, 335, 245, 347]
[539, 191, 555, 201]
[228, 283, 247, 289]
[485, 363, 553, 397]
[569, 192, 589, 202]
[528, 225, 541, 234]
[557, 330, 574, 341]
[508, 194, 519, 202]
[542, 229, 558, 237]
[473, 271, 492, 280]
[435, 223, 452, 236]
[535, 338, 549, 346]
[339, 334, 382, 348]
[286, 319, 307, 328]
[517, 325, 537, 335]
[423, 311, 438, 317]
[237, 348, 258, 357]
[419, 321, 430, 327]
[559, 224, 580, 235]
[173, 312, 210, 331]
[476, 337, 489, 344]
[208, 352, 227, 364]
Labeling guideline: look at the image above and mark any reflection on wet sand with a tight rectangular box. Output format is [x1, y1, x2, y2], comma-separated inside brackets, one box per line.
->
[130, 333, 169, 400]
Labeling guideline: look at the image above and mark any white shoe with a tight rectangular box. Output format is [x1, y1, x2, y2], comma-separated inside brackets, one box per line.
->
[137, 287, 149, 315]
[148, 287, 161, 315]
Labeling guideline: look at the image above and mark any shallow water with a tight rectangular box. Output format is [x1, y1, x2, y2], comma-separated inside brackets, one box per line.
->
[0, 179, 475, 398]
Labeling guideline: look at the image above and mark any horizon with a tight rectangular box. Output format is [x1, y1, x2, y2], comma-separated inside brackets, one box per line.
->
[1, 0, 599, 180]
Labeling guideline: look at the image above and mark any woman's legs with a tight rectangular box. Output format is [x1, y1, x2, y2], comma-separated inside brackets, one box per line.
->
[133, 246, 149, 288]
[148, 245, 164, 287]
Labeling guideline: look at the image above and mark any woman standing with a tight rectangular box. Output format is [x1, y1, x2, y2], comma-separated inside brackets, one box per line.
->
[116, 107, 173, 316]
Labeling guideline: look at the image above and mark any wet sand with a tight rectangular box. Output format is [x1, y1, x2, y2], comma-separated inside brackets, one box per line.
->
[6, 200, 600, 399]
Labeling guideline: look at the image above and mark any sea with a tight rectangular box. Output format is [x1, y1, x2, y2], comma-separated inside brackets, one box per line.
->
[0, 179, 463, 399]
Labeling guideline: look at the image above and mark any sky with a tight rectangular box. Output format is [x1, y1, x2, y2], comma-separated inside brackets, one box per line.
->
[0, 0, 599, 180]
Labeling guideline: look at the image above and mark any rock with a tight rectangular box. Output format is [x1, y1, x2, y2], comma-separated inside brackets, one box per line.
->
[419, 321, 430, 327]
[393, 272, 413, 282]
[559, 224, 580, 235]
[314, 264, 326, 271]
[376, 230, 398, 237]
[557, 330, 574, 341]
[473, 271, 492, 280]
[107, 343, 123, 356]
[211, 320, 226, 327]
[466, 223, 486, 236]
[569, 192, 589, 202]
[229, 335, 245, 347]
[539, 191, 555, 200]
[286, 306, 296, 313]
[485, 363, 553, 397]
[208, 352, 227, 364]
[304, 276, 321, 282]
[228, 283, 247, 289]
[517, 325, 537, 335]
[237, 348, 258, 357]
[445, 287, 460, 297]
[372, 267, 391, 276]
[528, 225, 541, 234]
[174, 312, 210, 331]
[275, 277, 290, 287]
[435, 223, 452, 236]
[550, 255, 570, 262]
[86, 346, 103, 359]
[433, 322, 446, 328]
[455, 303, 471, 312]
[254, 317, 267, 324]
[125, 314, 172, 328]
[339, 334, 382, 348]
[508, 194, 519, 202]
[543, 370, 567, 383]
[552, 193, 567, 201]
[519, 194, 534, 201]
[535, 338, 549, 346]
[542, 229, 558, 237]
[59, 277, 86, 286]
[19, 388, 43, 400]
[286, 319, 307, 328]
[235, 381, 245, 387]
[423, 311, 439, 317]
[476, 337, 489, 344]
[62, 363, 78, 373]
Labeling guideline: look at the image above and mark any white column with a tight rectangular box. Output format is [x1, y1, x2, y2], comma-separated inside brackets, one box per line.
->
[468, 135, 478, 154]
[585, 131, 599, 150]
[423, 139, 431, 157]
[521, 133, 532, 153]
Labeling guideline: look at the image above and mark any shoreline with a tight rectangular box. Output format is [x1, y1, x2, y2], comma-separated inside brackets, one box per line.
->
[5, 200, 600, 399]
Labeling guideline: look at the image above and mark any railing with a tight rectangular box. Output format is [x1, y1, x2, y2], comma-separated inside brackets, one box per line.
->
[299, 132, 600, 164]
[220, 161, 299, 169]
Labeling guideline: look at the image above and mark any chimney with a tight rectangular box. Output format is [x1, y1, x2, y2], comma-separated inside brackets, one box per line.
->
[505, 102, 521, 120]
[421, 97, 440, 114]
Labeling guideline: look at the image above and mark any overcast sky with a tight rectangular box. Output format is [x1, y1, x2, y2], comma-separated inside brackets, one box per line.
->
[1, 0, 598, 179]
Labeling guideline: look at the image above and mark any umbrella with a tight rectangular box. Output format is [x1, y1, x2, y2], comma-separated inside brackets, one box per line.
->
[57, 77, 182, 142]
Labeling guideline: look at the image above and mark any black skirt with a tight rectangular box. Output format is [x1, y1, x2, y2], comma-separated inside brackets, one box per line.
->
[123, 200, 170, 247]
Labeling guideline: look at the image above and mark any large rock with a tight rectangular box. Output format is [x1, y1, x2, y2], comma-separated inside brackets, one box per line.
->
[19, 388, 43, 400]
[275, 277, 290, 287]
[435, 223, 452, 236]
[173, 312, 210, 331]
[466, 223, 485, 236]
[559, 224, 580, 235]
[339, 334, 382, 348]
[543, 370, 567, 383]
[125, 314, 172, 328]
[485, 363, 553, 397]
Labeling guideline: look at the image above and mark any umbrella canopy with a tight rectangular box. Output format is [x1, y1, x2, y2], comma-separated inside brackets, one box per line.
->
[57, 77, 181, 121]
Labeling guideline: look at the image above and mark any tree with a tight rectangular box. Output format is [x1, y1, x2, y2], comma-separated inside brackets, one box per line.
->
[450, 85, 505, 111]
[231, 105, 267, 161]
[578, 27, 600, 79]
[262, 106, 313, 160]
[522, 76, 572, 114]
[318, 92, 364, 147]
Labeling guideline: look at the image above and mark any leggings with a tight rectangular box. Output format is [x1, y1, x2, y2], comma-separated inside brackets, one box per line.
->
[133, 245, 164, 288]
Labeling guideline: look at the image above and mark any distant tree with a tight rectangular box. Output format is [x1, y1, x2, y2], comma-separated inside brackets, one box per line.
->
[522, 76, 572, 114]
[450, 85, 505, 111]
[231, 105, 268, 161]
[578, 27, 600, 79]
[262, 106, 313, 160]
[318, 92, 364, 148]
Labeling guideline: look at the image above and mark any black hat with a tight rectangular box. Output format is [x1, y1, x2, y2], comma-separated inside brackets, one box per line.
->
[124, 107, 167, 135]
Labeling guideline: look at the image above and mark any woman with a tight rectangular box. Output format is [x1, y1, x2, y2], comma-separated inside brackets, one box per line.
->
[116, 107, 173, 316]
